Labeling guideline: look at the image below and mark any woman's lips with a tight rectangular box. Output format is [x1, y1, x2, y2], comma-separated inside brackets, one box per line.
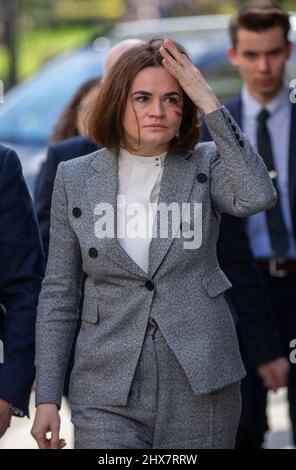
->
[145, 124, 167, 128]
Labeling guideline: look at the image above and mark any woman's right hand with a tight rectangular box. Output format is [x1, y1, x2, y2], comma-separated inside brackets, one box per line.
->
[31, 403, 66, 449]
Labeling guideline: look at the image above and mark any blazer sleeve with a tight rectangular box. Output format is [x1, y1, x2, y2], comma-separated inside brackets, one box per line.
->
[204, 105, 277, 216]
[0, 148, 44, 416]
[35, 162, 83, 409]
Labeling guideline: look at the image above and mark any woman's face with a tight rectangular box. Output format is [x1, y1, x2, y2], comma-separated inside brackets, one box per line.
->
[122, 66, 183, 156]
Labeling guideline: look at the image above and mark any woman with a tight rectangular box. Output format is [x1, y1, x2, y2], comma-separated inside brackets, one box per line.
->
[31, 37, 276, 449]
[49, 77, 101, 144]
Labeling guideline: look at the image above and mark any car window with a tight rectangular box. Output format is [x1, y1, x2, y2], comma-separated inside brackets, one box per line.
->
[0, 47, 103, 144]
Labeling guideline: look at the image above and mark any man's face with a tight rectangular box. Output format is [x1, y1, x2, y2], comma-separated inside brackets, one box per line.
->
[228, 26, 293, 103]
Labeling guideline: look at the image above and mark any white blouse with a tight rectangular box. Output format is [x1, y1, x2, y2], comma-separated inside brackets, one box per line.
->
[117, 148, 167, 274]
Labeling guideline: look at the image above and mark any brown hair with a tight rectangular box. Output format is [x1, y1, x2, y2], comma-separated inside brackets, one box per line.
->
[229, 1, 291, 49]
[50, 77, 101, 144]
[87, 37, 200, 154]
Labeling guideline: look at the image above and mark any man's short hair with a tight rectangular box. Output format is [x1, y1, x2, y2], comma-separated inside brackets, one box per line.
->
[229, 1, 291, 49]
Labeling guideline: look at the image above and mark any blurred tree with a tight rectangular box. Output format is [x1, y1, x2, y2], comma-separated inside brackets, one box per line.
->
[0, 0, 294, 88]
[17, 0, 124, 27]
[121, 0, 234, 19]
[1, 0, 18, 88]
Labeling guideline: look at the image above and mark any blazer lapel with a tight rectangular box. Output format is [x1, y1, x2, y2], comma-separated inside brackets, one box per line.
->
[148, 150, 198, 278]
[288, 103, 296, 239]
[87, 149, 147, 277]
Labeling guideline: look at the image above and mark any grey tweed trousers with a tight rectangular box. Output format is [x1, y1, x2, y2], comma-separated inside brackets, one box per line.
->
[70, 318, 242, 449]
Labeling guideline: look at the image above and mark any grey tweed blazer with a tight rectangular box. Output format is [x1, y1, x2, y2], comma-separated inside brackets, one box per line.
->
[35, 106, 276, 408]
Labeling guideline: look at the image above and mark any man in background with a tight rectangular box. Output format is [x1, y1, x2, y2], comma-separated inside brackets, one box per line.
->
[203, 1, 295, 447]
[0, 144, 44, 438]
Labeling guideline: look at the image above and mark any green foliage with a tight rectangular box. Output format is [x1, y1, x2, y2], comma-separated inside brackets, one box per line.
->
[19, 0, 124, 26]
[55, 0, 124, 20]
[1, 0, 295, 86]
[0, 45, 9, 81]
[0, 24, 101, 84]
[1, 0, 123, 85]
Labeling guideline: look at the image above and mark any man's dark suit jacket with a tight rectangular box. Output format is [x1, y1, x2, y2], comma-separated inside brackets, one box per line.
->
[34, 133, 282, 376]
[202, 97, 295, 368]
[0, 145, 44, 416]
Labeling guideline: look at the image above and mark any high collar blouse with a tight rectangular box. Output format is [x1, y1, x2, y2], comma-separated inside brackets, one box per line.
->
[117, 147, 167, 274]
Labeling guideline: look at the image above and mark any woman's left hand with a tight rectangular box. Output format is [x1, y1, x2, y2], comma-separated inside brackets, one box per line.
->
[160, 38, 220, 115]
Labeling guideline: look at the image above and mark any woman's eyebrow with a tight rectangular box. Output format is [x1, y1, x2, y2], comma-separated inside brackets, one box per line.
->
[131, 90, 182, 97]
[164, 92, 182, 98]
[131, 91, 152, 96]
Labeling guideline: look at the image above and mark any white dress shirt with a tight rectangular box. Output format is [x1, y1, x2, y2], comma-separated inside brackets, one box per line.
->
[242, 84, 296, 258]
[117, 148, 167, 274]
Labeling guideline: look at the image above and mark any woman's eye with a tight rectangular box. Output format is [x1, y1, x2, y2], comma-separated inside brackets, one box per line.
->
[165, 97, 182, 105]
[136, 96, 148, 103]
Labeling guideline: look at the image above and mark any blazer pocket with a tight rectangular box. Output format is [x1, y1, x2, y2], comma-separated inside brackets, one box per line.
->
[201, 268, 232, 298]
[81, 299, 99, 324]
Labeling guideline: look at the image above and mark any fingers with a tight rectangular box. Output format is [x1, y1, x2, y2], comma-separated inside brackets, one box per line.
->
[33, 432, 51, 449]
[160, 46, 180, 72]
[31, 404, 64, 450]
[56, 438, 67, 449]
[258, 358, 290, 391]
[50, 427, 61, 449]
[264, 375, 278, 392]
[50, 428, 67, 449]
[159, 39, 196, 87]
[259, 368, 281, 391]
[161, 39, 187, 64]
[32, 430, 66, 449]
[31, 421, 65, 449]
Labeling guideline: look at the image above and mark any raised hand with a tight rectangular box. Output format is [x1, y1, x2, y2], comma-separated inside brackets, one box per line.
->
[160, 38, 220, 115]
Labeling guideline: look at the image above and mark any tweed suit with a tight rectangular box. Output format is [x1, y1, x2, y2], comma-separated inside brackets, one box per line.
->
[35, 106, 276, 447]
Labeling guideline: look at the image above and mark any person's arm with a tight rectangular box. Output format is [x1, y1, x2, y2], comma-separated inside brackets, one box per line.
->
[160, 39, 276, 217]
[32, 161, 83, 448]
[204, 106, 276, 217]
[218, 214, 289, 390]
[0, 148, 44, 429]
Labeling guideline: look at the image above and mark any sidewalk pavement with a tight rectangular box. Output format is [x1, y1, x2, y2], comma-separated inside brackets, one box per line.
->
[0, 388, 294, 449]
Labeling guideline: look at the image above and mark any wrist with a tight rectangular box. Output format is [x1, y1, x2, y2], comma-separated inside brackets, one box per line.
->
[37, 402, 58, 410]
[201, 97, 221, 115]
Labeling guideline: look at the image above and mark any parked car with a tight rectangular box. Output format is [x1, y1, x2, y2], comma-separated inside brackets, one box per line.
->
[0, 14, 295, 192]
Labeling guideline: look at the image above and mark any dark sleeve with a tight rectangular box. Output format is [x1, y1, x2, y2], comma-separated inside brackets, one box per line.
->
[34, 146, 59, 262]
[200, 119, 212, 142]
[0, 148, 45, 416]
[218, 214, 283, 368]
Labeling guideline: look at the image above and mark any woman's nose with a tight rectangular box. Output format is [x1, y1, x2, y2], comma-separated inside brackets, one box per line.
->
[149, 100, 164, 116]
